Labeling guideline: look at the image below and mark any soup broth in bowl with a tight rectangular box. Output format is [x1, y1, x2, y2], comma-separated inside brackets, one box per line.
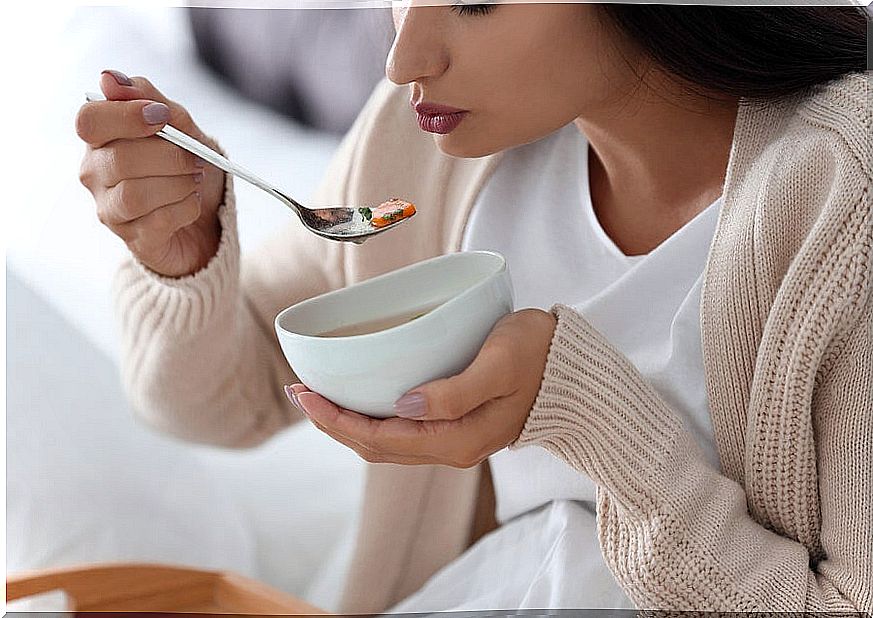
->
[317, 304, 439, 338]
[275, 251, 514, 417]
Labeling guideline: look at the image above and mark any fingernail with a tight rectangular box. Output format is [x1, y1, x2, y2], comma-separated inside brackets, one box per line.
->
[142, 102, 170, 125]
[295, 395, 310, 416]
[194, 172, 203, 184]
[194, 191, 201, 200]
[284, 385, 307, 414]
[102, 69, 133, 86]
[393, 392, 427, 418]
[194, 157, 206, 168]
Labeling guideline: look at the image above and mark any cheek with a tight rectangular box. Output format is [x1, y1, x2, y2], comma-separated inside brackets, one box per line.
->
[426, 77, 571, 158]
[426, 11, 610, 156]
[463, 75, 580, 154]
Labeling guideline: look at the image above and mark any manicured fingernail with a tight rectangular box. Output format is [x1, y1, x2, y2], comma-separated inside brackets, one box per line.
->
[194, 191, 201, 200]
[142, 102, 170, 125]
[102, 69, 133, 86]
[194, 172, 203, 183]
[394, 393, 427, 418]
[284, 385, 307, 414]
[284, 385, 296, 403]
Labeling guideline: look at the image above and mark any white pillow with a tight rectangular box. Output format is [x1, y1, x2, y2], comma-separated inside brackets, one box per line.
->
[8, 270, 366, 604]
[7, 273, 258, 577]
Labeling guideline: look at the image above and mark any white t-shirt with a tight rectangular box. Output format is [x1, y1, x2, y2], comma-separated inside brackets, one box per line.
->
[383, 123, 722, 614]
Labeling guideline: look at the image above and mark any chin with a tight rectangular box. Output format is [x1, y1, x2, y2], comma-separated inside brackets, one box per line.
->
[432, 133, 502, 159]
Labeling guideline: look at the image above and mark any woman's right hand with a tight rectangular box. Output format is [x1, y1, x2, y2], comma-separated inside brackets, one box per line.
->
[76, 70, 226, 278]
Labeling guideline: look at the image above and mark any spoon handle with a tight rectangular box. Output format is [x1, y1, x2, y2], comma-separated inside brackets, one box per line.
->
[84, 92, 305, 217]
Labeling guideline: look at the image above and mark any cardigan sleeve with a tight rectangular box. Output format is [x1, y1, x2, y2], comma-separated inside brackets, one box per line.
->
[109, 79, 385, 448]
[510, 302, 872, 612]
[110, 173, 292, 449]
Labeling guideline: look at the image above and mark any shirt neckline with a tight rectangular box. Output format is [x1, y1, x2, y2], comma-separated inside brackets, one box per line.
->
[577, 130, 722, 263]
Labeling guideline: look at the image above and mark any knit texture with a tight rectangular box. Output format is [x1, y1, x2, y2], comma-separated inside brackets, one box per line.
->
[112, 170, 302, 447]
[111, 72, 871, 613]
[512, 73, 872, 612]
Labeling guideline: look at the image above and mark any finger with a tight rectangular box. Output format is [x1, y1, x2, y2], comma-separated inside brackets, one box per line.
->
[93, 138, 205, 186]
[296, 391, 344, 424]
[288, 383, 309, 397]
[398, 335, 516, 421]
[308, 415, 382, 461]
[298, 391, 466, 461]
[308, 417, 430, 466]
[75, 99, 171, 148]
[296, 391, 486, 467]
[101, 70, 164, 103]
[114, 191, 202, 250]
[295, 392, 406, 449]
[101, 70, 201, 136]
[295, 392, 402, 463]
[100, 174, 203, 225]
[283, 383, 310, 416]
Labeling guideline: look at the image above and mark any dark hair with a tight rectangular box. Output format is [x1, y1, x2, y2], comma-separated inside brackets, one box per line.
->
[600, 6, 869, 103]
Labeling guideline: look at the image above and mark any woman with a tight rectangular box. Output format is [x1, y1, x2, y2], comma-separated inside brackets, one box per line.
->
[75, 4, 870, 614]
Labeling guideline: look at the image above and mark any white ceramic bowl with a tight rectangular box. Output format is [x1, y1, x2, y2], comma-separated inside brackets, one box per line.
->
[275, 250, 514, 418]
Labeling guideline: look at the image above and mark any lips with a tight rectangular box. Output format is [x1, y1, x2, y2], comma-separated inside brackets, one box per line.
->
[412, 100, 469, 135]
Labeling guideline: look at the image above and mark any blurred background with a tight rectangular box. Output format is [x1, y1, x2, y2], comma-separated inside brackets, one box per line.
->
[5, 5, 396, 611]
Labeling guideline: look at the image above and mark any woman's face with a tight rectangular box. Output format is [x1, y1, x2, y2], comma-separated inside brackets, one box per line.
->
[386, 2, 644, 158]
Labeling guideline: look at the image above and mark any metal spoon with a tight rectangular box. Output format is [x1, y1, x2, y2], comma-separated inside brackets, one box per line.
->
[85, 92, 413, 244]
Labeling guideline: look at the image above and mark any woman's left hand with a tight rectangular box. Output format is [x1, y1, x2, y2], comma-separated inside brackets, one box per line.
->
[285, 308, 557, 468]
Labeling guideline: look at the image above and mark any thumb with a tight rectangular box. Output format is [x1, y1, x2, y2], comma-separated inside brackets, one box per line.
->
[99, 69, 200, 136]
[394, 338, 513, 421]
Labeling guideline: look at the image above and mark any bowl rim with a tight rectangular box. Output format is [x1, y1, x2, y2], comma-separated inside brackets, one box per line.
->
[274, 250, 508, 341]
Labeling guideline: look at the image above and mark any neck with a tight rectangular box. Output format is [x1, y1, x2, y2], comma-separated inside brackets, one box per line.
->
[573, 73, 739, 255]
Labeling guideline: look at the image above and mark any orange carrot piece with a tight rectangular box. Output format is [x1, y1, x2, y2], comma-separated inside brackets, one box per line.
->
[371, 198, 416, 228]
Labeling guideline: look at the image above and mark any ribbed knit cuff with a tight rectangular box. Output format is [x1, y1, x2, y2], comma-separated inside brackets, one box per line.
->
[510, 303, 695, 514]
[111, 172, 240, 340]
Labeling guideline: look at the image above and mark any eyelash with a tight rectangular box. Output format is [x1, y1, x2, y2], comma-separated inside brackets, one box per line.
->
[451, 2, 495, 16]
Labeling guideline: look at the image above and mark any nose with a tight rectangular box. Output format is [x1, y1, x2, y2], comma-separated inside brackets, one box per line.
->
[386, 5, 449, 86]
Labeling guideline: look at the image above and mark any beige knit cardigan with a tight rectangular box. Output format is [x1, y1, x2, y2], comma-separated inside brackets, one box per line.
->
[112, 72, 871, 613]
